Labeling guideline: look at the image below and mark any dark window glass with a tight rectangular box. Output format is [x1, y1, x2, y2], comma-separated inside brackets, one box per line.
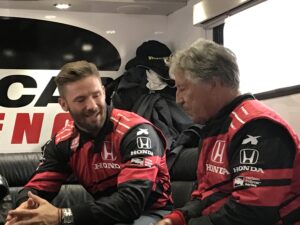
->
[213, 23, 224, 45]
[0, 16, 121, 70]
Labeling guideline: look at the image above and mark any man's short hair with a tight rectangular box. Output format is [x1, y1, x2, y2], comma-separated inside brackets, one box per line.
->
[55, 60, 101, 96]
[169, 39, 240, 89]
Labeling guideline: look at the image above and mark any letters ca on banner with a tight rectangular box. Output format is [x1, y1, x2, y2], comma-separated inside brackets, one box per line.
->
[0, 70, 72, 153]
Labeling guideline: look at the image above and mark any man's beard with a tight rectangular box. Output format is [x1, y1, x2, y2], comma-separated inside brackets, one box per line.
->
[69, 106, 107, 135]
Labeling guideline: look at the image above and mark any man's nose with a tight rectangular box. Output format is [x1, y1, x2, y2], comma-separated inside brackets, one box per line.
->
[86, 97, 98, 111]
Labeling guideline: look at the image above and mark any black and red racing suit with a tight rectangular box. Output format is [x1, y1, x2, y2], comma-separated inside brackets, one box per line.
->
[16, 107, 172, 225]
[165, 94, 300, 225]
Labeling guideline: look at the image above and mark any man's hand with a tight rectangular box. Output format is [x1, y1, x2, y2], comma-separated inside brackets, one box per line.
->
[5, 192, 38, 224]
[5, 191, 60, 225]
[154, 218, 173, 225]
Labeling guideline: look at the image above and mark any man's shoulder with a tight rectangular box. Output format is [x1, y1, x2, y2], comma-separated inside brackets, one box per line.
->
[54, 120, 76, 145]
[111, 108, 151, 128]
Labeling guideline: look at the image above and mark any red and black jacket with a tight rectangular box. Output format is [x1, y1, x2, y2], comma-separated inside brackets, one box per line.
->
[17, 108, 172, 225]
[165, 94, 300, 225]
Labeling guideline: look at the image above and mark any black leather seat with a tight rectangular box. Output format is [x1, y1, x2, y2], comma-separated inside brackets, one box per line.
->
[0, 152, 93, 209]
[0, 147, 198, 210]
[169, 147, 198, 208]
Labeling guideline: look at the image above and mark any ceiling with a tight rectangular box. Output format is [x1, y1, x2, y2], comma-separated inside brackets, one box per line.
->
[0, 0, 188, 15]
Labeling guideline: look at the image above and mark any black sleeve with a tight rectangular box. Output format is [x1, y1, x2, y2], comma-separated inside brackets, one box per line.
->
[15, 138, 72, 207]
[120, 123, 165, 160]
[70, 123, 167, 225]
[188, 119, 296, 225]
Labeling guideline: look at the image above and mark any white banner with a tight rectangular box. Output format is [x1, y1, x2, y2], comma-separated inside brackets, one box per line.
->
[0, 70, 71, 153]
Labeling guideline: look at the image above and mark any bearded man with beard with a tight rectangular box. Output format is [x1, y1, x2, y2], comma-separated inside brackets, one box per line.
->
[5, 61, 172, 225]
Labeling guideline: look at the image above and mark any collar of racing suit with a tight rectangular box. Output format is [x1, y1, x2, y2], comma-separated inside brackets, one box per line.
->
[75, 106, 114, 153]
[203, 93, 255, 132]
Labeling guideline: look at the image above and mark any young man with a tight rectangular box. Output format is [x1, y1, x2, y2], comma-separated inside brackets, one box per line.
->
[5, 61, 172, 225]
[157, 39, 300, 225]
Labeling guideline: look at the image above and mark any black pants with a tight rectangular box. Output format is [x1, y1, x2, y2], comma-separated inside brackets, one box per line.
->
[116, 209, 171, 225]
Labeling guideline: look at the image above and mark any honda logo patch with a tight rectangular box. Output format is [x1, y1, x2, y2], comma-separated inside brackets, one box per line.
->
[211, 140, 226, 164]
[240, 149, 259, 165]
[101, 141, 116, 161]
[136, 137, 151, 149]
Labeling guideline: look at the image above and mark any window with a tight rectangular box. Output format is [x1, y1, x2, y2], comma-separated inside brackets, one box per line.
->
[224, 0, 300, 94]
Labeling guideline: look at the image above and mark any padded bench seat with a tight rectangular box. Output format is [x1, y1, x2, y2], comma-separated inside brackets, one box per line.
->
[0, 147, 198, 210]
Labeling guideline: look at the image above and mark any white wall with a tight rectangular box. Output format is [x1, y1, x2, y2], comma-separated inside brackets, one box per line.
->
[262, 94, 300, 136]
[167, 0, 207, 51]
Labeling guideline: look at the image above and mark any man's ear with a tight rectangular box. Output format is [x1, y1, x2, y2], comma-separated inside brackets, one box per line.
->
[210, 76, 223, 89]
[58, 97, 69, 112]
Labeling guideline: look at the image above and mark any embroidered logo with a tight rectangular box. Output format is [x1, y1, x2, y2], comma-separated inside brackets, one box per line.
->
[137, 137, 151, 149]
[240, 149, 259, 165]
[211, 140, 226, 164]
[101, 141, 116, 161]
[137, 128, 149, 136]
[242, 135, 261, 145]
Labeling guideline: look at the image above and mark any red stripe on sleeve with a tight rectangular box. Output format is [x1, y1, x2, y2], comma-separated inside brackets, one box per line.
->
[118, 166, 159, 185]
[198, 189, 215, 199]
[202, 197, 228, 216]
[25, 171, 68, 192]
[232, 186, 291, 206]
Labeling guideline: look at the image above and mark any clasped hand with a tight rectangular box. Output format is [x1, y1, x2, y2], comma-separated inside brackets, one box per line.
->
[5, 191, 60, 225]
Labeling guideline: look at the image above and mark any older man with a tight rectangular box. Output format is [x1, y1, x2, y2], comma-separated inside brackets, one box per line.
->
[157, 39, 300, 225]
